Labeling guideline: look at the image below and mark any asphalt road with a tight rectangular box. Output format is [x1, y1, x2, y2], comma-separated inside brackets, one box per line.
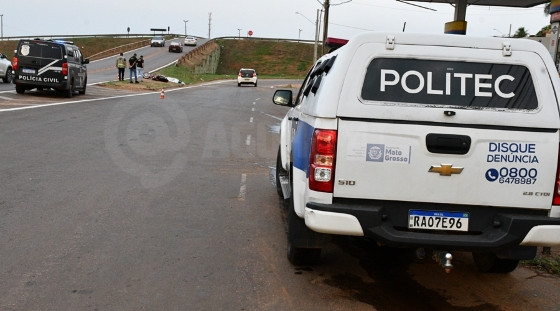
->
[0, 55, 559, 310]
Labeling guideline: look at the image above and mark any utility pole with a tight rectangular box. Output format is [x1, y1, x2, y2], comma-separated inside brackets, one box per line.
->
[183, 19, 188, 37]
[208, 12, 212, 38]
[322, 0, 330, 54]
[1, 14, 3, 41]
[315, 9, 321, 63]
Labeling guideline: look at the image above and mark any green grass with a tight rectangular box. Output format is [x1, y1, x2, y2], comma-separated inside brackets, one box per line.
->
[158, 38, 314, 84]
[215, 39, 314, 77]
[160, 66, 232, 84]
[522, 253, 560, 275]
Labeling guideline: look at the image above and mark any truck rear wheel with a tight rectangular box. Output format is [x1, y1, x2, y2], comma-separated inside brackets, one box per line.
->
[472, 252, 519, 273]
[287, 196, 322, 265]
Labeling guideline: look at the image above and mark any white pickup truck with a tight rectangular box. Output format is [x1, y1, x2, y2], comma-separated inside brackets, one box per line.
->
[273, 32, 560, 273]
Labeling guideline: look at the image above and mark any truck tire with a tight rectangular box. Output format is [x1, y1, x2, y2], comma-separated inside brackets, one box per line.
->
[472, 252, 519, 273]
[287, 195, 322, 266]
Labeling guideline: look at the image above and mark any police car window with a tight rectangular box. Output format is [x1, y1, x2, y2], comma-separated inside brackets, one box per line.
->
[21, 43, 63, 60]
[361, 58, 538, 110]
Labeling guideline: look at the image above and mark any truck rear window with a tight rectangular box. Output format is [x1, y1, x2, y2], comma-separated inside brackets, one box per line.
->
[18, 42, 63, 60]
[361, 58, 537, 110]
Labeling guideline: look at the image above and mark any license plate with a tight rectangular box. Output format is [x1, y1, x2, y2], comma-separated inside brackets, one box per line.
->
[22, 68, 35, 74]
[408, 210, 469, 232]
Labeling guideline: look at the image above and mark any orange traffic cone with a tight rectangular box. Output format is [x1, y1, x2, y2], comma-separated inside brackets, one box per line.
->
[160, 89, 165, 99]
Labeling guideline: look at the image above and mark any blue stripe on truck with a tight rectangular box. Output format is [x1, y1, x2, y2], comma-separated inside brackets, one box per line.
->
[292, 121, 314, 178]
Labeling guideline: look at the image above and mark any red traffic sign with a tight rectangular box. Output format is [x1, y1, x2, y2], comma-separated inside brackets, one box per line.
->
[248, 30, 253, 37]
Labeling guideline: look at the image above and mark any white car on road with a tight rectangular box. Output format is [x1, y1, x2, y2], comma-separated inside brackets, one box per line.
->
[184, 37, 197, 46]
[0, 53, 13, 83]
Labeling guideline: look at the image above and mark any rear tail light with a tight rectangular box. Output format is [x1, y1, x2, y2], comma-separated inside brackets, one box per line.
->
[553, 145, 560, 205]
[253, 72, 257, 77]
[62, 62, 68, 76]
[309, 129, 337, 192]
[238, 72, 242, 77]
[12, 56, 18, 71]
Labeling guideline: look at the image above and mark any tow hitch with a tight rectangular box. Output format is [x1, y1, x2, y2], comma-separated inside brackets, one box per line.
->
[417, 249, 454, 273]
[435, 251, 454, 273]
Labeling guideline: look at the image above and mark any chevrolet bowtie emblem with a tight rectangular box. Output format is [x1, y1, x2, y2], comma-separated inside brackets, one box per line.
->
[429, 164, 464, 176]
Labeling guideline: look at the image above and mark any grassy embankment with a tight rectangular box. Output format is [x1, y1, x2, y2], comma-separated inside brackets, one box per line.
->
[161, 38, 314, 85]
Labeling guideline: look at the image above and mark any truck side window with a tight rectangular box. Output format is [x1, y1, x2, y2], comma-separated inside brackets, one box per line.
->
[294, 62, 320, 107]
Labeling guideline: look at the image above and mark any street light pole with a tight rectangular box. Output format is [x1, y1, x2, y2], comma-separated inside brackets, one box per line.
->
[298, 29, 302, 42]
[296, 10, 321, 63]
[183, 20, 188, 37]
[1, 14, 3, 41]
[237, 28, 241, 39]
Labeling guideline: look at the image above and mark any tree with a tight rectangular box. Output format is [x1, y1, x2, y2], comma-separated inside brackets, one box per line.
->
[536, 25, 552, 37]
[545, 2, 551, 15]
[513, 27, 529, 38]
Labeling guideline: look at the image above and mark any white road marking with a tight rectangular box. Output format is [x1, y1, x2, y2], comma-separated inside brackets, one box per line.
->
[0, 80, 230, 113]
[259, 111, 283, 121]
[238, 173, 247, 201]
[246, 135, 251, 146]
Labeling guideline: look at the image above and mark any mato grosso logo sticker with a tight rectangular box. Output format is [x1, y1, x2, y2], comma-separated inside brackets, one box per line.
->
[366, 144, 411, 164]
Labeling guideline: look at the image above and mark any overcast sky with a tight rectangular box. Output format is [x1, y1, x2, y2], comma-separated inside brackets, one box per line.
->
[1, 0, 552, 40]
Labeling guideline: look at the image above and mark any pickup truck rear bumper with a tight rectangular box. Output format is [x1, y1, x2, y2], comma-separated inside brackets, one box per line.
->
[306, 199, 560, 253]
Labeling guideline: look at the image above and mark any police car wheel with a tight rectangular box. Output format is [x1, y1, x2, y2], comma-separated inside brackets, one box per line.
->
[15, 85, 25, 94]
[472, 252, 519, 273]
[287, 195, 322, 265]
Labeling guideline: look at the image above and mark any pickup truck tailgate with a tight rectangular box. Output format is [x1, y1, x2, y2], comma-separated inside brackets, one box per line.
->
[334, 119, 558, 209]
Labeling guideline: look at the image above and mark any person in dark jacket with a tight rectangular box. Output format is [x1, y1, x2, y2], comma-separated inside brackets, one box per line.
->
[129, 53, 138, 83]
[137, 55, 145, 82]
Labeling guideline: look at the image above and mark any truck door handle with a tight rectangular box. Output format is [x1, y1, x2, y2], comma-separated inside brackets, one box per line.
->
[288, 117, 298, 121]
[426, 133, 471, 155]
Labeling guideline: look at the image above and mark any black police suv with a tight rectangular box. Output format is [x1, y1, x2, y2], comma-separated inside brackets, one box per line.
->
[13, 39, 89, 98]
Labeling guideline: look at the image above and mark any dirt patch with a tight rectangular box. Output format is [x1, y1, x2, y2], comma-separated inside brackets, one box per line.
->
[100, 79, 184, 91]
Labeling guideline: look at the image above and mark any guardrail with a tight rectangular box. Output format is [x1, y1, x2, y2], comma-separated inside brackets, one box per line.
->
[87, 40, 151, 61]
[0, 33, 176, 41]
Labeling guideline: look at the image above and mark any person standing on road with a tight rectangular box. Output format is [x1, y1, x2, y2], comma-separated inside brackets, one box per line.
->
[116, 53, 126, 81]
[137, 55, 145, 82]
[129, 53, 138, 83]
